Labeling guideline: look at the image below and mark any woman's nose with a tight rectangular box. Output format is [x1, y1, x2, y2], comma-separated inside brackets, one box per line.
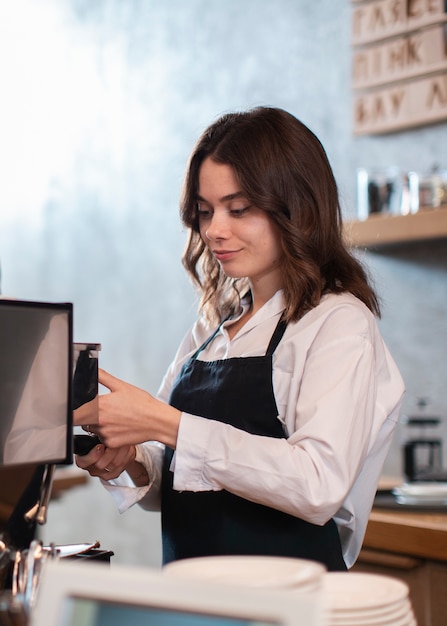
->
[204, 212, 230, 240]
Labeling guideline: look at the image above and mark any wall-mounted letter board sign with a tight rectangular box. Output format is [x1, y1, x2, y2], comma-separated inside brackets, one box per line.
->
[351, 0, 447, 135]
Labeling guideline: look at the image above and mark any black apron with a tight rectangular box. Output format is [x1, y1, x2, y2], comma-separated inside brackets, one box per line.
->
[162, 317, 347, 571]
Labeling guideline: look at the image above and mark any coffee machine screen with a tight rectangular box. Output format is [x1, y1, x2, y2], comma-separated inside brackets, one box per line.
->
[0, 299, 73, 467]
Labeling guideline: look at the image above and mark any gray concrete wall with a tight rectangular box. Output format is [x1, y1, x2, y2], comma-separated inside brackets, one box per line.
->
[0, 0, 446, 567]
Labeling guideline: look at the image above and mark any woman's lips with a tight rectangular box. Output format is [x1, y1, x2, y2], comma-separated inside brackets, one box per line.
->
[212, 249, 240, 262]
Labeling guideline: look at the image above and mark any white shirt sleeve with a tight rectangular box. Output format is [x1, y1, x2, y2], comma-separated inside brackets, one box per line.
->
[100, 441, 164, 512]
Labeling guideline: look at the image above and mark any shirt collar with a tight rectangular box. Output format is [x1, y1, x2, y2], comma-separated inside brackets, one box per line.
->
[222, 289, 285, 333]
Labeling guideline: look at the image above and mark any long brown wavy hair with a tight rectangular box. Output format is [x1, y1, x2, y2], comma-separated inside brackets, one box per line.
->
[180, 106, 380, 325]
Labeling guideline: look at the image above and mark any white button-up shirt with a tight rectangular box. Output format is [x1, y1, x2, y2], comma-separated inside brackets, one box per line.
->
[103, 290, 405, 568]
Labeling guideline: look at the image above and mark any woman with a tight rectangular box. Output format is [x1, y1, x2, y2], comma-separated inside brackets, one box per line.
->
[75, 106, 405, 571]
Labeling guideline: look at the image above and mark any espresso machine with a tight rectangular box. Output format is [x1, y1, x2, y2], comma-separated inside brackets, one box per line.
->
[403, 400, 446, 482]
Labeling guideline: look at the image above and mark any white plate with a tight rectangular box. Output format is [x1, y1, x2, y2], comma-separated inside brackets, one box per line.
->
[331, 598, 412, 619]
[328, 613, 417, 626]
[323, 572, 409, 611]
[330, 603, 414, 626]
[164, 555, 326, 590]
[394, 494, 447, 506]
[393, 482, 447, 498]
[392, 482, 447, 506]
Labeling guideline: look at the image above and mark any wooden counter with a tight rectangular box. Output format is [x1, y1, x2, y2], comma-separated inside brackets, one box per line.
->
[353, 502, 447, 626]
[363, 507, 447, 562]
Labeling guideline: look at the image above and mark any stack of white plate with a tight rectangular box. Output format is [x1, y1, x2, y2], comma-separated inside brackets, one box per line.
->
[323, 572, 417, 625]
[392, 482, 447, 506]
[163, 555, 325, 592]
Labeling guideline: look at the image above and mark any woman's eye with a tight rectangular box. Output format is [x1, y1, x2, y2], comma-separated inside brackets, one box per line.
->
[197, 207, 212, 219]
[230, 206, 251, 216]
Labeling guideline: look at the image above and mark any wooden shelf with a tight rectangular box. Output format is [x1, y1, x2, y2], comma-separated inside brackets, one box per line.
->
[345, 206, 447, 248]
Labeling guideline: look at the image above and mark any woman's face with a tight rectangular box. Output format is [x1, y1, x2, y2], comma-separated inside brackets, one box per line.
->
[197, 157, 283, 299]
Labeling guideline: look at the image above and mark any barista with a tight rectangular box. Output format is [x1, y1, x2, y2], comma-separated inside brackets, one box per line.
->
[75, 106, 405, 570]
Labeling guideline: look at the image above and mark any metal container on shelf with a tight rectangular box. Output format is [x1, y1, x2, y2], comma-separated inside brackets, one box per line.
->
[418, 169, 447, 209]
[356, 167, 419, 221]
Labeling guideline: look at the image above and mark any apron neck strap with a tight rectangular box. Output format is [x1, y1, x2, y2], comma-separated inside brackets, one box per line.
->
[265, 314, 288, 356]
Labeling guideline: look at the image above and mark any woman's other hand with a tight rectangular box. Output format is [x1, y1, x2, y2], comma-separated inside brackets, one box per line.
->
[75, 442, 137, 481]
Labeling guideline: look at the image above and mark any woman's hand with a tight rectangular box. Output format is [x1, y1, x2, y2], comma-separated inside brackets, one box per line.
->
[75, 368, 182, 450]
[75, 441, 137, 481]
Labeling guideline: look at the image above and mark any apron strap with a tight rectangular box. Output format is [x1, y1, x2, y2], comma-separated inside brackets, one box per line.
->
[265, 314, 288, 356]
[191, 316, 230, 360]
[191, 327, 220, 359]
